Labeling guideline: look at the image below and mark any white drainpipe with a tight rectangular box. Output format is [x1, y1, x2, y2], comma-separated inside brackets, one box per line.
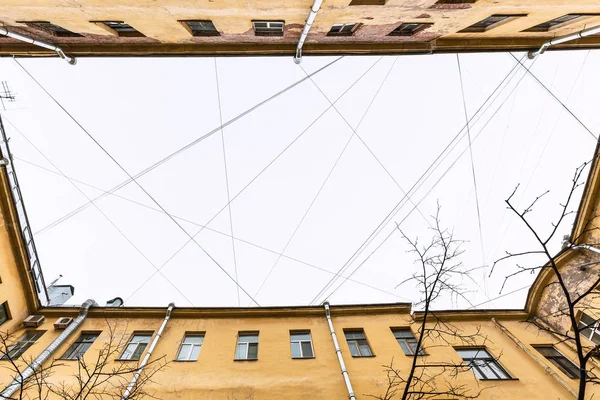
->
[0, 27, 76, 65]
[529, 24, 600, 59]
[323, 302, 356, 400]
[0, 299, 97, 398]
[294, 0, 324, 64]
[567, 241, 600, 255]
[121, 302, 175, 400]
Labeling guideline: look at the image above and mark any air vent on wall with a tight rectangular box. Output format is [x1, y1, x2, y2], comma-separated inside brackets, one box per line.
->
[23, 315, 45, 327]
[54, 317, 73, 330]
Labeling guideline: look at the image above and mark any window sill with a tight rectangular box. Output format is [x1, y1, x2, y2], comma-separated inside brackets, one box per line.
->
[351, 354, 376, 358]
[292, 356, 316, 360]
[234, 358, 258, 362]
[172, 359, 198, 362]
[114, 359, 140, 362]
[478, 378, 519, 381]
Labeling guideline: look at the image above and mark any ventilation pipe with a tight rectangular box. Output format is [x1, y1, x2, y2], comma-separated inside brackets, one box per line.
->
[528, 24, 600, 59]
[562, 238, 600, 255]
[293, 0, 323, 64]
[0, 27, 76, 65]
[323, 302, 356, 400]
[122, 302, 175, 400]
[0, 299, 96, 398]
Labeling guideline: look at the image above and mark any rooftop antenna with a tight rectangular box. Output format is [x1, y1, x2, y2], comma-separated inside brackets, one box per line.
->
[0, 81, 16, 110]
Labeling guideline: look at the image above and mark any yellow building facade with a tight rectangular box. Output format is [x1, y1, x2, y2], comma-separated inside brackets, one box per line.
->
[1, 0, 600, 58]
[1, 132, 600, 398]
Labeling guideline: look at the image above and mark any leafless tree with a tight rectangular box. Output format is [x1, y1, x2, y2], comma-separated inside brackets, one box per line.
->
[0, 320, 167, 400]
[492, 158, 600, 400]
[369, 206, 489, 400]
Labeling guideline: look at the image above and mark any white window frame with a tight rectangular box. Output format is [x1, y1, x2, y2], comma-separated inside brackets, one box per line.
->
[392, 328, 425, 356]
[235, 332, 259, 360]
[119, 333, 152, 361]
[329, 23, 359, 35]
[578, 312, 600, 345]
[61, 332, 99, 360]
[290, 331, 314, 359]
[176, 333, 204, 361]
[456, 348, 511, 380]
[253, 21, 284, 34]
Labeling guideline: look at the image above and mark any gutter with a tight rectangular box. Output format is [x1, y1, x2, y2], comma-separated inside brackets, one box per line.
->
[0, 27, 76, 65]
[529, 25, 600, 59]
[293, 0, 323, 64]
[492, 318, 577, 398]
[121, 302, 175, 399]
[0, 299, 97, 398]
[323, 302, 356, 400]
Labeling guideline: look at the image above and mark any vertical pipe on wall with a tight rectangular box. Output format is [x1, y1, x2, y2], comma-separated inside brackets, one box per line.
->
[0, 299, 97, 398]
[294, 0, 324, 64]
[121, 302, 175, 400]
[323, 302, 356, 400]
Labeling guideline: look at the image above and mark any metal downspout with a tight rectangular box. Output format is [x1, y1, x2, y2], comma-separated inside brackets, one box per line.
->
[563, 240, 600, 255]
[0, 27, 76, 65]
[323, 302, 356, 400]
[121, 302, 175, 400]
[293, 0, 323, 64]
[529, 25, 600, 59]
[0, 299, 97, 398]
[492, 318, 577, 398]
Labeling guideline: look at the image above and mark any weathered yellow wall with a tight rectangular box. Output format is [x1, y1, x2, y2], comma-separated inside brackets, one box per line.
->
[0, 306, 596, 399]
[1, 0, 600, 56]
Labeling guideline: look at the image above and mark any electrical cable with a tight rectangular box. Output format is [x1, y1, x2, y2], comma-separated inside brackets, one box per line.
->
[456, 54, 487, 296]
[308, 54, 529, 306]
[2, 115, 196, 306]
[31, 56, 344, 236]
[214, 57, 240, 306]
[14, 58, 261, 306]
[509, 52, 597, 141]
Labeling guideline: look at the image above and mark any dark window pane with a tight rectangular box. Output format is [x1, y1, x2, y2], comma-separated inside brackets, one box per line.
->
[131, 343, 147, 360]
[0, 303, 8, 326]
[247, 343, 258, 359]
[348, 341, 360, 357]
[301, 341, 313, 357]
[358, 341, 372, 356]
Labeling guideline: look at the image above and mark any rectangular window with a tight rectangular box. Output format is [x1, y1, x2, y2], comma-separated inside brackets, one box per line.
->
[0, 302, 9, 326]
[389, 23, 432, 36]
[100, 21, 144, 37]
[460, 15, 525, 33]
[578, 312, 600, 344]
[119, 333, 152, 360]
[176, 333, 204, 361]
[534, 346, 580, 379]
[21, 21, 81, 37]
[290, 331, 314, 359]
[344, 329, 373, 357]
[456, 348, 511, 380]
[235, 333, 259, 360]
[181, 20, 220, 36]
[0, 331, 44, 360]
[253, 21, 284, 37]
[328, 23, 360, 36]
[524, 14, 597, 32]
[61, 333, 99, 360]
[349, 0, 387, 5]
[392, 328, 425, 355]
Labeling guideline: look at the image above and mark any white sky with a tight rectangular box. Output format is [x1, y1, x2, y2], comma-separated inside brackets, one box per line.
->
[1, 50, 598, 310]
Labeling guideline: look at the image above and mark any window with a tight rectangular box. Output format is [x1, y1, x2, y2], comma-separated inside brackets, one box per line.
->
[344, 330, 373, 357]
[176, 333, 204, 361]
[456, 348, 511, 380]
[253, 21, 284, 37]
[181, 20, 220, 36]
[349, 0, 387, 5]
[235, 333, 259, 360]
[578, 312, 600, 344]
[524, 14, 597, 32]
[0, 331, 44, 360]
[392, 328, 425, 355]
[290, 331, 314, 359]
[100, 21, 144, 37]
[389, 23, 432, 36]
[21, 21, 81, 37]
[328, 23, 360, 36]
[61, 333, 99, 360]
[119, 333, 152, 360]
[0, 302, 9, 326]
[460, 15, 525, 33]
[533, 346, 580, 379]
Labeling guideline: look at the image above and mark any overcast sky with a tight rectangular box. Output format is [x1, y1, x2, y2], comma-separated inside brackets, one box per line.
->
[0, 50, 598, 310]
